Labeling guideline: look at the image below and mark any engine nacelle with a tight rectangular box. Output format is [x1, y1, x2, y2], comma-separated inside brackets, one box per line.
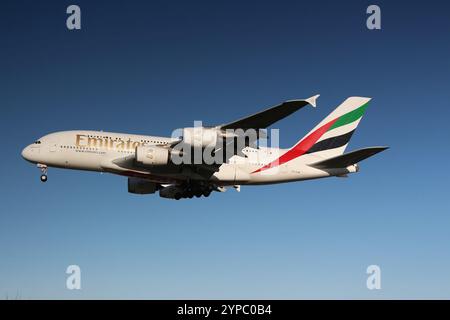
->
[135, 146, 170, 166]
[128, 178, 158, 194]
[182, 127, 218, 148]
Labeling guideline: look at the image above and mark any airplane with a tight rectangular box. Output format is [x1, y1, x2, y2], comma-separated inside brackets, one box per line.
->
[21, 95, 388, 200]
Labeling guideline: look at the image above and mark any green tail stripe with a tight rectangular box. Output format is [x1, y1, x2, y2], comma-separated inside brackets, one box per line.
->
[328, 102, 369, 131]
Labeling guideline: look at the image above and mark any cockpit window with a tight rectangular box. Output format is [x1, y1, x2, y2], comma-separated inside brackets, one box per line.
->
[34, 140, 41, 144]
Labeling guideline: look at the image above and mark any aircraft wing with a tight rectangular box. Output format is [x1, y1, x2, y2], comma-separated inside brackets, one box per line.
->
[219, 94, 319, 130]
[101, 95, 321, 178]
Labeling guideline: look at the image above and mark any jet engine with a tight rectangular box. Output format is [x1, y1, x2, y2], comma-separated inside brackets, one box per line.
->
[135, 146, 170, 166]
[128, 178, 158, 194]
[182, 127, 218, 148]
[181, 126, 261, 152]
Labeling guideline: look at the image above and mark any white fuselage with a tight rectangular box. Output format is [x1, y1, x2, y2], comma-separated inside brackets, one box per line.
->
[21, 130, 357, 186]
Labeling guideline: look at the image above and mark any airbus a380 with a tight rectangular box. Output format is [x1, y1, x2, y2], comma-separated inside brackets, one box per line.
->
[22, 95, 387, 200]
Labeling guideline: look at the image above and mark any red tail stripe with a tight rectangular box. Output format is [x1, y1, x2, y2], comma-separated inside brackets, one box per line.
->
[252, 117, 339, 173]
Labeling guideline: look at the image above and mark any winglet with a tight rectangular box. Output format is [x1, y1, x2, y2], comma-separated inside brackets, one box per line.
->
[305, 94, 320, 108]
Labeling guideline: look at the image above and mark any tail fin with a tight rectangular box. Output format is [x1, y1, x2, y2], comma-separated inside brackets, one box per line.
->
[298, 96, 371, 158]
[252, 97, 370, 174]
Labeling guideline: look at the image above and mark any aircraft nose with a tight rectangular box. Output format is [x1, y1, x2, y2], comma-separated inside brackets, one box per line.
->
[21, 145, 35, 162]
[21, 145, 30, 160]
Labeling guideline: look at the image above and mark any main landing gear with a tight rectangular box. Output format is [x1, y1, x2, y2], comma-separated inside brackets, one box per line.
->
[174, 184, 212, 200]
[37, 163, 48, 182]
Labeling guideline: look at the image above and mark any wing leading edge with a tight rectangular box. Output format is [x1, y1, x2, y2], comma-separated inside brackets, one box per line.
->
[220, 94, 319, 130]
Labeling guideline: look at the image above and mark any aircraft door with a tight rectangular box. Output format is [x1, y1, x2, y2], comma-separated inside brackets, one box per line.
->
[48, 138, 57, 152]
[30, 145, 40, 155]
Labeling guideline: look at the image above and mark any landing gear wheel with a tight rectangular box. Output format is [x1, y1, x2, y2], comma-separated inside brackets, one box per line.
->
[203, 190, 211, 197]
[37, 164, 48, 183]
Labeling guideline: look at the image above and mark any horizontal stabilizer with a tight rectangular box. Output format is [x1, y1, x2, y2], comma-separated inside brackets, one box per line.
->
[309, 146, 388, 169]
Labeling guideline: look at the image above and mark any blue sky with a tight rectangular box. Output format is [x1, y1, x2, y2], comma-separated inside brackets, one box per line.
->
[1, 0, 450, 299]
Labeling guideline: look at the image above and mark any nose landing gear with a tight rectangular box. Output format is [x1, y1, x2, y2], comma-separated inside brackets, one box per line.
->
[37, 164, 48, 182]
